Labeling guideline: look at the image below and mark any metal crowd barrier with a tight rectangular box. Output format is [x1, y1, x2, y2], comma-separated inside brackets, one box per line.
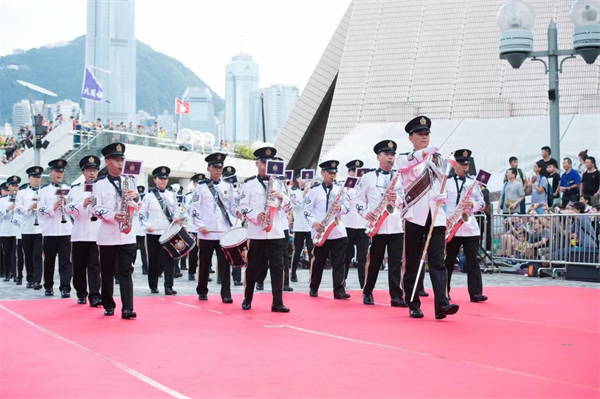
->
[489, 212, 600, 278]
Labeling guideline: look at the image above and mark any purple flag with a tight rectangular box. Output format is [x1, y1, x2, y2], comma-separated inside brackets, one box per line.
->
[81, 67, 104, 102]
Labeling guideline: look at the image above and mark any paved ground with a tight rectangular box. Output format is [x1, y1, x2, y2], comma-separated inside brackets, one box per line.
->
[1, 256, 598, 302]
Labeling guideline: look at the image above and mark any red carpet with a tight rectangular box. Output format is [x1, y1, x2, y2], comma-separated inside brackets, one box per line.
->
[1, 286, 598, 399]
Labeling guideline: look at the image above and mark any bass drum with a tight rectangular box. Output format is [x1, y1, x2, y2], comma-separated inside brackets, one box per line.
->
[219, 227, 248, 267]
[159, 223, 196, 260]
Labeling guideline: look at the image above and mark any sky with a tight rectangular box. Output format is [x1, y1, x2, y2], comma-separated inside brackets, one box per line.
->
[0, 0, 350, 98]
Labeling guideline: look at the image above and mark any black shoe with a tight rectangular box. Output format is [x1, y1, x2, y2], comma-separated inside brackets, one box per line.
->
[448, 294, 451, 301]
[410, 309, 424, 318]
[210, 268, 215, 274]
[217, 277, 221, 284]
[150, 289, 159, 294]
[15, 278, 22, 285]
[234, 280, 243, 286]
[256, 283, 264, 291]
[45, 289, 54, 296]
[115, 279, 119, 285]
[198, 294, 208, 301]
[418, 290, 429, 297]
[61, 291, 70, 299]
[3, 274, 11, 282]
[188, 274, 196, 281]
[436, 304, 460, 320]
[391, 298, 408, 308]
[470, 295, 488, 303]
[291, 275, 298, 283]
[363, 293, 374, 305]
[104, 308, 114, 316]
[284, 286, 294, 292]
[208, 277, 213, 282]
[181, 265, 187, 270]
[121, 310, 137, 319]
[271, 304, 290, 313]
[77, 298, 87, 305]
[174, 273, 183, 278]
[26, 282, 33, 289]
[142, 270, 148, 275]
[334, 292, 351, 300]
[34, 283, 43, 290]
[241, 299, 251, 310]
[90, 298, 102, 307]
[165, 288, 177, 295]
[309, 290, 318, 297]
[222, 297, 233, 304]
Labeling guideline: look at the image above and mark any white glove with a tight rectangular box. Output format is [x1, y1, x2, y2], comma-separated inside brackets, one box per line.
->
[423, 145, 439, 156]
[431, 192, 447, 205]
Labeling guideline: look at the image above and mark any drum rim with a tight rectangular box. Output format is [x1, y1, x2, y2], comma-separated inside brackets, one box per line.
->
[219, 227, 248, 249]
[159, 223, 183, 244]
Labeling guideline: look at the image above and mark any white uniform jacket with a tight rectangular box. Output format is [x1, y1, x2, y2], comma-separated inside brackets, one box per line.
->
[38, 182, 73, 236]
[303, 182, 350, 240]
[189, 179, 237, 241]
[355, 169, 404, 234]
[341, 187, 367, 230]
[92, 175, 142, 246]
[395, 150, 448, 228]
[290, 187, 310, 232]
[139, 188, 177, 236]
[239, 175, 290, 240]
[445, 175, 485, 238]
[15, 186, 43, 235]
[0, 195, 20, 237]
[65, 183, 101, 242]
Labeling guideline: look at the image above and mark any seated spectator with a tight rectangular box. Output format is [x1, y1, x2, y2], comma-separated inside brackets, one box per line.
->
[528, 160, 549, 214]
[525, 218, 550, 259]
[580, 195, 593, 213]
[501, 216, 526, 257]
[560, 158, 581, 208]
[499, 168, 525, 214]
[581, 156, 600, 206]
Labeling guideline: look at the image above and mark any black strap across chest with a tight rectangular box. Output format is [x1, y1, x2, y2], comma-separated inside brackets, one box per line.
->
[206, 181, 232, 227]
[152, 190, 173, 223]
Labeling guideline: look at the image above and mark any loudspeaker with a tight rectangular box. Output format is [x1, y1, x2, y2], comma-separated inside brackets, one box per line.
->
[565, 264, 600, 282]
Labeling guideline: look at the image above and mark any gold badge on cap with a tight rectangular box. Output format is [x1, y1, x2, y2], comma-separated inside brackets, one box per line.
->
[161, 167, 166, 174]
[387, 141, 394, 148]
[36, 168, 40, 174]
[12, 176, 17, 181]
[420, 117, 427, 126]
[57, 160, 63, 166]
[227, 167, 232, 172]
[116, 144, 123, 152]
[355, 160, 360, 166]
[265, 148, 272, 156]
[463, 150, 469, 158]
[332, 162, 337, 168]
[88, 156, 94, 163]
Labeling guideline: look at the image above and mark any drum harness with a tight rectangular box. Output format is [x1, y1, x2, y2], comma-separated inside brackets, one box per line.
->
[152, 189, 174, 224]
[206, 181, 233, 227]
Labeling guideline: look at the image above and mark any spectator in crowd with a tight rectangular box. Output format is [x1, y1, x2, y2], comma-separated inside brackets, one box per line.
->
[53, 114, 64, 130]
[500, 217, 526, 257]
[499, 168, 525, 214]
[96, 118, 104, 129]
[580, 195, 594, 213]
[2, 137, 19, 163]
[128, 122, 135, 133]
[47, 121, 53, 132]
[577, 150, 588, 175]
[581, 156, 600, 206]
[559, 157, 581, 208]
[528, 160, 549, 214]
[546, 159, 561, 208]
[504, 156, 527, 213]
[158, 127, 167, 139]
[539, 146, 558, 170]
[525, 218, 550, 259]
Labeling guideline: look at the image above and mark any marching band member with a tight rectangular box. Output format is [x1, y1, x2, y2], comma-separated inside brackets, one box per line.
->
[185, 173, 205, 281]
[289, 172, 312, 283]
[92, 143, 141, 319]
[342, 160, 369, 288]
[190, 153, 239, 303]
[356, 141, 406, 307]
[15, 166, 44, 289]
[65, 156, 102, 306]
[222, 167, 242, 286]
[0, 176, 21, 284]
[239, 147, 290, 312]
[0, 183, 5, 281]
[304, 160, 351, 299]
[38, 159, 73, 298]
[396, 116, 459, 320]
[139, 166, 179, 295]
[444, 149, 487, 303]
[133, 185, 148, 275]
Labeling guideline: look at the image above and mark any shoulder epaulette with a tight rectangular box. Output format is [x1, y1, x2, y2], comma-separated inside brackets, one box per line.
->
[466, 175, 474, 180]
[19, 184, 28, 190]
[363, 168, 376, 174]
[310, 183, 321, 190]
[198, 179, 208, 185]
[166, 187, 174, 191]
[244, 176, 257, 183]
[40, 184, 49, 189]
[399, 152, 409, 156]
[149, 187, 158, 192]
[70, 183, 81, 188]
[94, 175, 107, 182]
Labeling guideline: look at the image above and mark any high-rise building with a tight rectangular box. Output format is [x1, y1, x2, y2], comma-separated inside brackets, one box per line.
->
[180, 87, 216, 134]
[225, 53, 259, 143]
[156, 110, 176, 137]
[85, 0, 136, 125]
[12, 100, 31, 130]
[48, 100, 81, 122]
[250, 85, 299, 144]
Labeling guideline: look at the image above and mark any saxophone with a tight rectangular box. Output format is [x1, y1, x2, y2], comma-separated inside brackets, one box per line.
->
[261, 176, 278, 232]
[313, 185, 346, 247]
[119, 176, 135, 234]
[445, 178, 478, 243]
[365, 163, 402, 238]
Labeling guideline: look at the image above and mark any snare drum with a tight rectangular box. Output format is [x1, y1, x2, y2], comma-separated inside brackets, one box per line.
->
[219, 227, 248, 267]
[159, 223, 196, 259]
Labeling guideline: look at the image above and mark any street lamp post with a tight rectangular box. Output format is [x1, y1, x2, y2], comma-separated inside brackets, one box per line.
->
[497, 0, 600, 164]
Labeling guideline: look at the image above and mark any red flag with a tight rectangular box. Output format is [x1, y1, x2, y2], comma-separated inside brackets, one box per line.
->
[175, 99, 190, 114]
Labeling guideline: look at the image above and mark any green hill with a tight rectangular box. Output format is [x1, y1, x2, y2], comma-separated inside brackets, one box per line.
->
[0, 35, 224, 124]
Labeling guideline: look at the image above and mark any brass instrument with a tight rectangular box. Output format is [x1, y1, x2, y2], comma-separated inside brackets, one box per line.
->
[33, 187, 40, 226]
[261, 176, 277, 232]
[9, 193, 17, 224]
[313, 183, 347, 247]
[365, 162, 401, 238]
[86, 184, 98, 222]
[119, 175, 135, 234]
[57, 177, 67, 224]
[445, 178, 478, 243]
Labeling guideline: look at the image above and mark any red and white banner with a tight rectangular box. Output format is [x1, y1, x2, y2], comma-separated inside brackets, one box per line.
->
[175, 99, 190, 114]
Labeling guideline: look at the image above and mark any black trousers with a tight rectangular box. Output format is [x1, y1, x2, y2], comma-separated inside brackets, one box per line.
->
[291, 231, 313, 275]
[16, 239, 24, 280]
[363, 234, 404, 299]
[146, 234, 174, 290]
[197, 239, 231, 299]
[72, 241, 101, 300]
[310, 237, 348, 294]
[444, 236, 483, 298]
[258, 230, 291, 286]
[344, 228, 369, 288]
[1, 237, 16, 278]
[403, 215, 449, 314]
[22, 234, 43, 283]
[188, 232, 199, 276]
[99, 244, 135, 311]
[43, 235, 72, 292]
[244, 238, 286, 306]
[135, 235, 148, 273]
